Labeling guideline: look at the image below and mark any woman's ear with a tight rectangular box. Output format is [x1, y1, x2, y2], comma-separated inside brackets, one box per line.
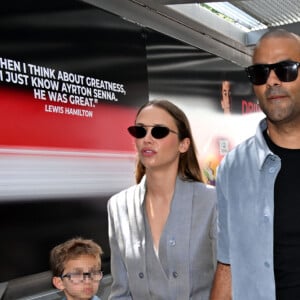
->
[52, 276, 65, 291]
[179, 137, 190, 153]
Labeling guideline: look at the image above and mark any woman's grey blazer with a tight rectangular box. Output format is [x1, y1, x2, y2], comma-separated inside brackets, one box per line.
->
[107, 176, 217, 300]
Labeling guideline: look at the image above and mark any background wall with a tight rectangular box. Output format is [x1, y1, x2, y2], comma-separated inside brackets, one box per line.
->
[146, 30, 263, 182]
[0, 0, 148, 281]
[0, 0, 263, 283]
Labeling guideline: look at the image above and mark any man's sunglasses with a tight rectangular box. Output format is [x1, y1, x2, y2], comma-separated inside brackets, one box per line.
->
[127, 125, 177, 139]
[245, 60, 300, 85]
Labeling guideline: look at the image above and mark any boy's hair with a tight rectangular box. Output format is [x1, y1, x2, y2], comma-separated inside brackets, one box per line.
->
[50, 237, 103, 277]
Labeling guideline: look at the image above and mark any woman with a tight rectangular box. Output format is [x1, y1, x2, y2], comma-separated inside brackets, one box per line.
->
[107, 99, 216, 299]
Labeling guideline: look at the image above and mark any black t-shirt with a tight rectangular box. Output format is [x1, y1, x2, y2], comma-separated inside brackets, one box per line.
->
[264, 130, 300, 300]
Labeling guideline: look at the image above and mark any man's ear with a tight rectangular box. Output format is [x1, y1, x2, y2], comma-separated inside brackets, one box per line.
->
[179, 137, 190, 153]
[52, 276, 65, 291]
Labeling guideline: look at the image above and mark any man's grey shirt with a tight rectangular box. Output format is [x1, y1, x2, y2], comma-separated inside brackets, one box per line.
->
[216, 118, 281, 299]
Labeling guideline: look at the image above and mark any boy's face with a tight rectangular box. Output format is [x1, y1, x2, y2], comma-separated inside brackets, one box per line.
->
[53, 254, 101, 300]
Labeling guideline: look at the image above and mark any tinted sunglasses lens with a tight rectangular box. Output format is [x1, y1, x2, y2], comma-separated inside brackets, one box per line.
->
[246, 62, 299, 85]
[127, 126, 146, 138]
[151, 126, 170, 139]
[275, 62, 298, 82]
[246, 65, 270, 85]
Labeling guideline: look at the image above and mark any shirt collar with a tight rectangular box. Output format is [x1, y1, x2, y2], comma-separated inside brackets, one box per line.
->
[255, 118, 274, 170]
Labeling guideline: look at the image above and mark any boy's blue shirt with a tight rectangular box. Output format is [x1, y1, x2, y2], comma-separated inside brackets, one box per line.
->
[62, 296, 101, 300]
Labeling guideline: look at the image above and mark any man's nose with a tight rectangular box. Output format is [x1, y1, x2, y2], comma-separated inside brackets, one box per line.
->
[266, 69, 281, 86]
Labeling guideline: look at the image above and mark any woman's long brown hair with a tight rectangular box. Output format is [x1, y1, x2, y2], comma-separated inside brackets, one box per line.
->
[133, 100, 203, 184]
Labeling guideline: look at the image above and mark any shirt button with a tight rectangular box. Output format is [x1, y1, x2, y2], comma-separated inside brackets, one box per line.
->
[264, 262, 270, 268]
[169, 239, 176, 246]
[172, 271, 178, 278]
[138, 272, 144, 278]
[268, 167, 275, 173]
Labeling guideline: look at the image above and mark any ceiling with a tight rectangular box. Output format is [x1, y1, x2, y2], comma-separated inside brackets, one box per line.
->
[82, 0, 300, 67]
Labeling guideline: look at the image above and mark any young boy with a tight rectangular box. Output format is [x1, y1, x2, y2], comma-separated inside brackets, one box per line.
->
[50, 237, 103, 300]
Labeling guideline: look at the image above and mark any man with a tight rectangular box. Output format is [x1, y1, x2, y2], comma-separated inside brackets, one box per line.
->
[210, 29, 300, 300]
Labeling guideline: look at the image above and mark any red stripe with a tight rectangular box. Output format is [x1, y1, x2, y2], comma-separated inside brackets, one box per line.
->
[0, 87, 137, 152]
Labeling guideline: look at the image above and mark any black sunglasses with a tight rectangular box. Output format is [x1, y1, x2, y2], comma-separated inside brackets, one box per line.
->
[127, 125, 177, 139]
[245, 60, 300, 85]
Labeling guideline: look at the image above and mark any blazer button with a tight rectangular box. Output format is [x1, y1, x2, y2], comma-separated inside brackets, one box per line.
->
[172, 271, 178, 278]
[138, 272, 144, 278]
[169, 239, 176, 247]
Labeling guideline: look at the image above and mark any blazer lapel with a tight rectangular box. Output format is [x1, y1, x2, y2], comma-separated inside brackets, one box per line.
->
[165, 177, 193, 297]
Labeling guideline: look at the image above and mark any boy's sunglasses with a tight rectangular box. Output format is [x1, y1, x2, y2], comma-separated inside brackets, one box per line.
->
[128, 125, 177, 139]
[245, 60, 300, 85]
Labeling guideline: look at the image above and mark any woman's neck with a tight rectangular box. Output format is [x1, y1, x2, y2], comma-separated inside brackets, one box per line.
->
[145, 170, 177, 200]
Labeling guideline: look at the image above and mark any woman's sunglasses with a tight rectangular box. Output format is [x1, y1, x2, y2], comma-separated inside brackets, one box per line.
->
[127, 125, 177, 139]
[245, 60, 300, 85]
